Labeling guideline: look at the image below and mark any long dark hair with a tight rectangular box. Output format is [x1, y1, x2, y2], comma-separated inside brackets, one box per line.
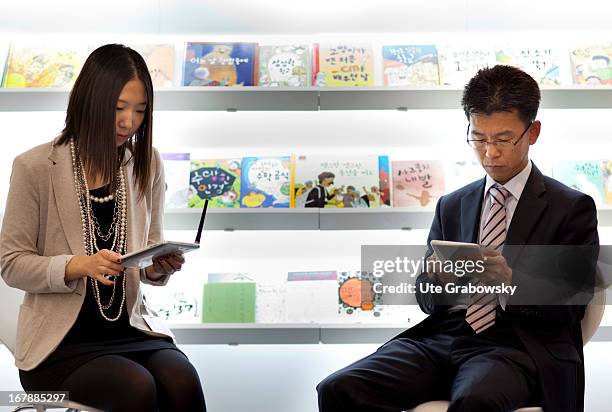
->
[57, 43, 154, 201]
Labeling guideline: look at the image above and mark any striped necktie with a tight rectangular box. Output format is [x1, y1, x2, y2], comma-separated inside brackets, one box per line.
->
[465, 184, 509, 334]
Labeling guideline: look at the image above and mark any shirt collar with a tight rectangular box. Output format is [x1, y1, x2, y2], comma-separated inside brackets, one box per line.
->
[484, 159, 532, 202]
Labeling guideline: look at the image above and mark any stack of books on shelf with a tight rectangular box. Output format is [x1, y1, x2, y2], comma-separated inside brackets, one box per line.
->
[142, 269, 417, 325]
[2, 40, 612, 88]
[161, 154, 612, 211]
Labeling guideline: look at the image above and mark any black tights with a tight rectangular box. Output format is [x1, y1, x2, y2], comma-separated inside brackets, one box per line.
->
[59, 349, 206, 412]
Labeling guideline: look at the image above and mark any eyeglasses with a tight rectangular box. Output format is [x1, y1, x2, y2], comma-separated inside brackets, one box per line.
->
[466, 122, 533, 150]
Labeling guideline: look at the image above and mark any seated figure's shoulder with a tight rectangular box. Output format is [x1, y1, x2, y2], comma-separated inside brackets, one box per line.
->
[13, 140, 56, 172]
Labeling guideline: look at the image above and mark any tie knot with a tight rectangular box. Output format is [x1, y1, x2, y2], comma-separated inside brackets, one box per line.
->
[489, 185, 509, 206]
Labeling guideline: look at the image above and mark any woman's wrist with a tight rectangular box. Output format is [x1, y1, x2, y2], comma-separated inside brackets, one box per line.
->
[65, 255, 88, 282]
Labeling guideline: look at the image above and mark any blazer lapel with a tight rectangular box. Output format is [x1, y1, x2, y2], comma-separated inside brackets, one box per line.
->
[505, 164, 548, 246]
[504, 164, 548, 266]
[461, 179, 486, 243]
[49, 141, 86, 256]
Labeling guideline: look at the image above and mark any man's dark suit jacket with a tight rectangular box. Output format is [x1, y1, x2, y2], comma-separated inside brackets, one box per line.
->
[394, 164, 599, 412]
[305, 185, 333, 208]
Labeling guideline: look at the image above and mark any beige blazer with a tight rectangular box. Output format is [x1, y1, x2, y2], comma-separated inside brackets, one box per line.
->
[0, 138, 175, 371]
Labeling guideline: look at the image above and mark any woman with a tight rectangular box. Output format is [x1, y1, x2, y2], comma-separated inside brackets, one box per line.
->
[0, 44, 206, 412]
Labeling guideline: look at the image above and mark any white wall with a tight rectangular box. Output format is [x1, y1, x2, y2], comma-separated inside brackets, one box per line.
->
[3, 0, 612, 34]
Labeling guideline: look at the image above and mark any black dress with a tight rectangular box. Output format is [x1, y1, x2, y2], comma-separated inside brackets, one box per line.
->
[20, 185, 179, 391]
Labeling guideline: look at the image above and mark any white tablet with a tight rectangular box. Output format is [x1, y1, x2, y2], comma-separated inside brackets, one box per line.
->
[121, 241, 200, 269]
[430, 240, 483, 262]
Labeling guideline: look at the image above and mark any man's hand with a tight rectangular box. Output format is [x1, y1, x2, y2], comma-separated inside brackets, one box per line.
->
[477, 248, 513, 285]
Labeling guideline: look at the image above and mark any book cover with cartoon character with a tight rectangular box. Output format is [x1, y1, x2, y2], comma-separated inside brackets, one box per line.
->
[570, 43, 612, 85]
[2, 42, 89, 88]
[382, 45, 439, 86]
[495, 45, 565, 86]
[183, 42, 257, 86]
[258, 44, 310, 87]
[313, 43, 374, 87]
[293, 155, 389, 208]
[240, 156, 292, 208]
[188, 159, 242, 208]
[391, 160, 445, 208]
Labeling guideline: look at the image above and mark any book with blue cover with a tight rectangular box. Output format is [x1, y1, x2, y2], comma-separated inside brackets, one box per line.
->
[382, 45, 439, 86]
[183, 42, 257, 86]
[240, 156, 292, 208]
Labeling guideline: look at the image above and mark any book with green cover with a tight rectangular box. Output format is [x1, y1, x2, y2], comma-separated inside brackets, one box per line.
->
[202, 282, 256, 323]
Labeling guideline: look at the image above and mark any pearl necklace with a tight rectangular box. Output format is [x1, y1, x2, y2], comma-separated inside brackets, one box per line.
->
[89, 192, 115, 203]
[70, 139, 127, 322]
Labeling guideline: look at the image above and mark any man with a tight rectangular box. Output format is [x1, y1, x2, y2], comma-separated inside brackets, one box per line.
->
[317, 65, 598, 412]
[305, 172, 342, 208]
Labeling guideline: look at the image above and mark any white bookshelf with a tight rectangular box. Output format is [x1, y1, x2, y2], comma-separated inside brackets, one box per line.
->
[168, 322, 612, 345]
[1, 86, 612, 112]
[2, 207, 611, 231]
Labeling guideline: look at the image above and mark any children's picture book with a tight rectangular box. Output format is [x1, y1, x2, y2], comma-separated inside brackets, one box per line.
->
[293, 155, 388, 208]
[382, 45, 439, 86]
[337, 271, 383, 321]
[240, 156, 291, 208]
[258, 44, 310, 87]
[438, 46, 496, 87]
[0, 40, 8, 85]
[202, 279, 256, 323]
[603, 160, 612, 205]
[142, 284, 200, 323]
[130, 44, 176, 88]
[183, 42, 257, 86]
[552, 160, 605, 205]
[286, 271, 338, 323]
[313, 44, 374, 87]
[569, 43, 612, 85]
[161, 153, 191, 209]
[495, 46, 564, 86]
[2, 42, 89, 88]
[188, 159, 241, 208]
[391, 160, 445, 208]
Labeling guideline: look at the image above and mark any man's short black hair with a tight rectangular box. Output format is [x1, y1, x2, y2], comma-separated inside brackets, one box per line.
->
[462, 65, 541, 127]
[318, 172, 335, 183]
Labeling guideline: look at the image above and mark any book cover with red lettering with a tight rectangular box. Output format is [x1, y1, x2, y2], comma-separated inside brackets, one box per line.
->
[313, 43, 374, 87]
[391, 160, 445, 208]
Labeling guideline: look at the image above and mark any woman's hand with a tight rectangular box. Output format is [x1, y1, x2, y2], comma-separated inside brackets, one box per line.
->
[65, 249, 125, 286]
[145, 252, 185, 281]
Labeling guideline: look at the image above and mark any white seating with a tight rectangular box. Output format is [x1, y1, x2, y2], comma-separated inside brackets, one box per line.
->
[407, 286, 606, 412]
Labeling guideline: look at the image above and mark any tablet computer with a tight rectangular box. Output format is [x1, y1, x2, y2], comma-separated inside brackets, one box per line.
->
[121, 241, 200, 268]
[430, 240, 483, 262]
[122, 199, 209, 268]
